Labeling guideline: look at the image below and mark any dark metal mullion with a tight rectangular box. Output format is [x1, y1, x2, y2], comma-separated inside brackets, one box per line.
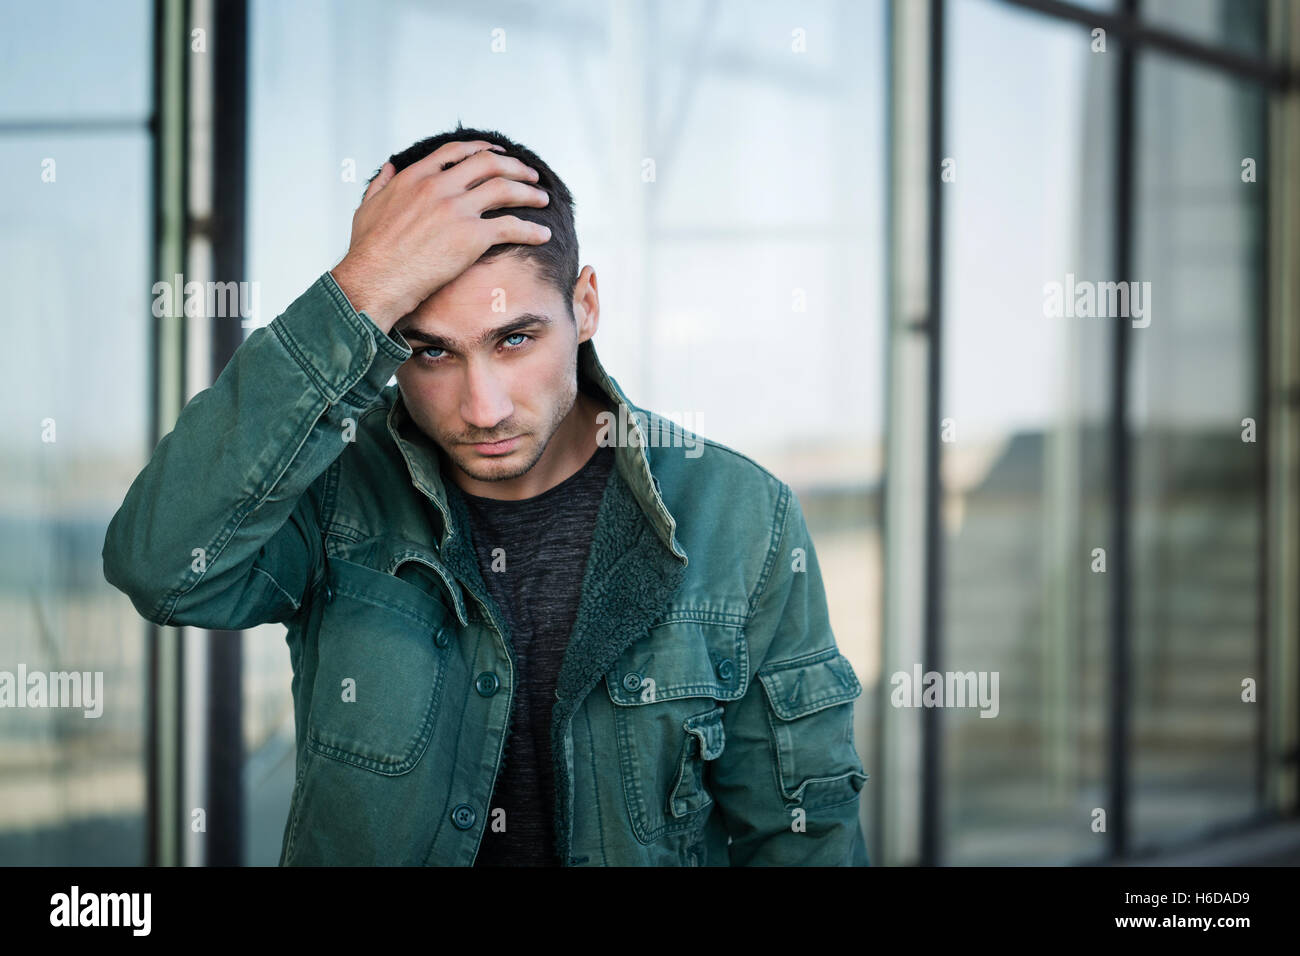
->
[205, 0, 250, 868]
[872, 0, 895, 871]
[145, 0, 163, 873]
[173, 0, 192, 870]
[1107, 0, 1138, 862]
[920, 0, 946, 868]
[146, 0, 192, 870]
[1254, 24, 1272, 815]
[146, 0, 192, 868]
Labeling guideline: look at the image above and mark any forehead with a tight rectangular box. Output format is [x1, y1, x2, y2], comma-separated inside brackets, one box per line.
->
[395, 254, 555, 336]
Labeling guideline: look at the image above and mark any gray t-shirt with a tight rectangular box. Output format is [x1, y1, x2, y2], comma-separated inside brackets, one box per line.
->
[457, 443, 615, 866]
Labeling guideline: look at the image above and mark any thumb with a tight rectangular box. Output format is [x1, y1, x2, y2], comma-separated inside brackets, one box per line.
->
[362, 161, 396, 202]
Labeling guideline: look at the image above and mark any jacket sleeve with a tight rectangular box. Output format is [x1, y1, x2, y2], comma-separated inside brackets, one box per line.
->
[708, 484, 871, 866]
[102, 271, 412, 630]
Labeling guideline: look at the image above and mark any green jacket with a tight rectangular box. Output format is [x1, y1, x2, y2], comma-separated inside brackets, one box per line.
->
[102, 271, 871, 866]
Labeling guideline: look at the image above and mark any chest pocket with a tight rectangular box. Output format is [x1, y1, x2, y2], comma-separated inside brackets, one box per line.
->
[605, 618, 747, 844]
[306, 555, 453, 775]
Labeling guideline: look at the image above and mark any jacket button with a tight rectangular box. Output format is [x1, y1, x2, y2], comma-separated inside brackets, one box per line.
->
[450, 804, 476, 830]
[475, 672, 500, 696]
[622, 672, 643, 692]
[324, 584, 334, 603]
[433, 628, 449, 648]
[716, 658, 735, 681]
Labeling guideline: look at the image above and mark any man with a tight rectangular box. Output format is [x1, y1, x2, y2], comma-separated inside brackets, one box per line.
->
[102, 124, 871, 866]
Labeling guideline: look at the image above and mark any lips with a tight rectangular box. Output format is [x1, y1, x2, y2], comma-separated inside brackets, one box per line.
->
[468, 435, 521, 456]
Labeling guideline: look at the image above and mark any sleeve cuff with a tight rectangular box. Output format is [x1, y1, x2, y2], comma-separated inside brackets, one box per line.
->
[269, 271, 412, 407]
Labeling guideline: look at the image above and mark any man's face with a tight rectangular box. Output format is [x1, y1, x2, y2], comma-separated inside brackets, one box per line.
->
[393, 254, 592, 487]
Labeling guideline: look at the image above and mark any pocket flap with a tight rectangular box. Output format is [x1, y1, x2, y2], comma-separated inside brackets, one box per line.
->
[758, 649, 861, 720]
[324, 554, 449, 632]
[683, 706, 726, 761]
[607, 618, 748, 705]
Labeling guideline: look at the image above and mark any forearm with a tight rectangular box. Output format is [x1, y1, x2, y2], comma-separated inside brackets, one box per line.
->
[102, 271, 411, 628]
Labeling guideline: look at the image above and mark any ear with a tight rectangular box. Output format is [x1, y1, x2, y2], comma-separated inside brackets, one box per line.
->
[573, 266, 600, 344]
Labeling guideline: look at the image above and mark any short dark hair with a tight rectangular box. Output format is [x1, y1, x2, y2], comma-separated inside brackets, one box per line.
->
[369, 122, 579, 318]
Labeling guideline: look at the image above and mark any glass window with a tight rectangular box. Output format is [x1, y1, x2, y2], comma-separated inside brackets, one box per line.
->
[1128, 50, 1266, 848]
[941, 0, 1117, 864]
[0, 130, 152, 864]
[1142, 0, 1269, 61]
[0, 0, 152, 122]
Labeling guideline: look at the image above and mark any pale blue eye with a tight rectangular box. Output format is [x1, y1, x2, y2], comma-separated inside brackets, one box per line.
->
[504, 333, 527, 346]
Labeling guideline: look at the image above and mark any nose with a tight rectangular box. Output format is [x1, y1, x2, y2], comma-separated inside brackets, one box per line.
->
[460, 359, 514, 432]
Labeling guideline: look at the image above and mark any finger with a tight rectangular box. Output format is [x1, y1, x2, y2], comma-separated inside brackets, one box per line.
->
[363, 161, 395, 202]
[451, 152, 540, 196]
[481, 215, 552, 247]
[405, 139, 507, 181]
[465, 178, 550, 215]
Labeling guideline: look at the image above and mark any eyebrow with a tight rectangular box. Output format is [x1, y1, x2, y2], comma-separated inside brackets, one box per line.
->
[396, 312, 553, 352]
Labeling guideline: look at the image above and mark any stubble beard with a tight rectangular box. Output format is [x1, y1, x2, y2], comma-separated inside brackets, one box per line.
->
[444, 377, 578, 484]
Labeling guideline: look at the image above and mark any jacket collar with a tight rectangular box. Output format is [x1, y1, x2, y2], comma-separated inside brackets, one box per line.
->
[384, 338, 689, 567]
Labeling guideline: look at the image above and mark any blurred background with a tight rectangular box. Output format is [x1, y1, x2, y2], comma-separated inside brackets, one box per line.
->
[1, 0, 1298, 866]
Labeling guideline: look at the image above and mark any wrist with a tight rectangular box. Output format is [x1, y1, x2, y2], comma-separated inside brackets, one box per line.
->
[331, 257, 398, 333]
